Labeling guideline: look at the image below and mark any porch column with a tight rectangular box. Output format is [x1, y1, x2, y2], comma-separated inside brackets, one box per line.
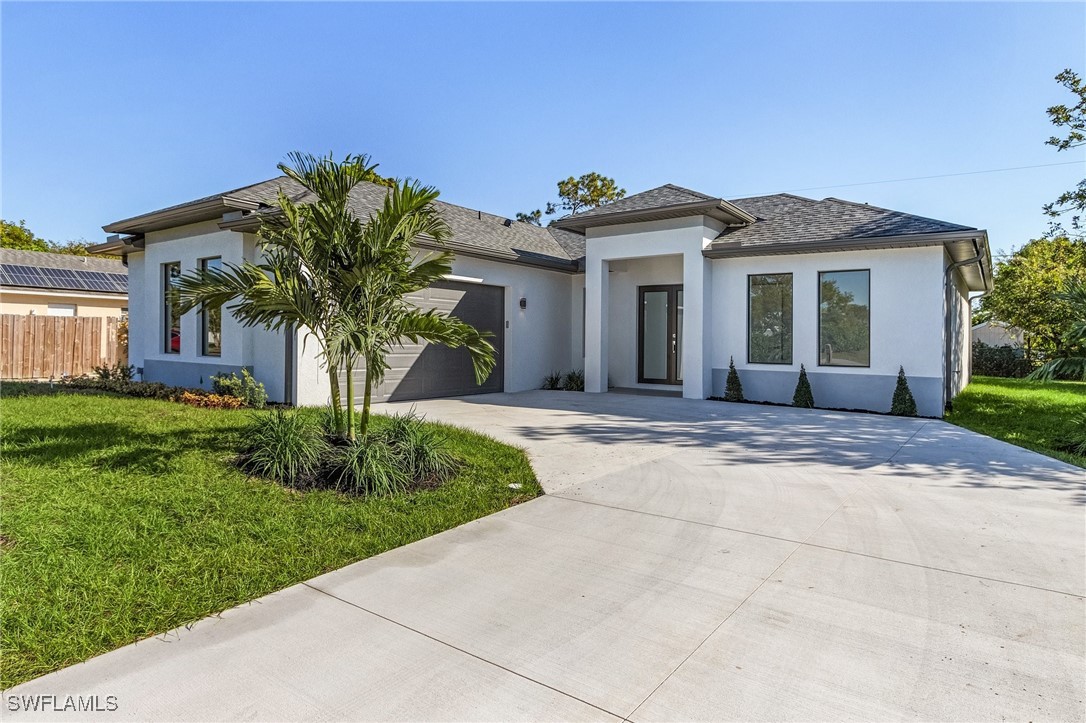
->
[584, 256, 609, 393]
[682, 249, 712, 399]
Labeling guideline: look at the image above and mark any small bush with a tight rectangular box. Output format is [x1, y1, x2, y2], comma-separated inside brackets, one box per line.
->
[890, 366, 918, 416]
[179, 391, 245, 410]
[211, 369, 267, 408]
[541, 371, 563, 390]
[972, 341, 1032, 378]
[93, 362, 134, 381]
[792, 364, 814, 408]
[724, 356, 744, 402]
[377, 411, 458, 482]
[562, 369, 585, 392]
[326, 437, 410, 496]
[238, 410, 327, 488]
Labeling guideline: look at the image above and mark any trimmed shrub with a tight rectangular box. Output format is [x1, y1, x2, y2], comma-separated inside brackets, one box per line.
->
[724, 356, 744, 402]
[541, 371, 563, 390]
[562, 369, 585, 392]
[377, 411, 458, 483]
[93, 362, 134, 381]
[326, 437, 410, 496]
[792, 364, 814, 408]
[890, 366, 918, 416]
[211, 369, 268, 408]
[179, 391, 245, 409]
[238, 410, 328, 488]
[972, 341, 1032, 378]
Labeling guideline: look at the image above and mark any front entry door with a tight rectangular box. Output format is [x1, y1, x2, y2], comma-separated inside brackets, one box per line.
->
[638, 284, 683, 385]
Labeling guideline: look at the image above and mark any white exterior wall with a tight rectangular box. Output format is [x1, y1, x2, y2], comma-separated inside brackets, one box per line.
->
[290, 253, 575, 407]
[712, 245, 947, 416]
[127, 221, 287, 401]
[585, 216, 723, 398]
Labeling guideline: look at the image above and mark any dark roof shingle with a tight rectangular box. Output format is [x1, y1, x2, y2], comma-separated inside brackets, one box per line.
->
[715, 194, 976, 249]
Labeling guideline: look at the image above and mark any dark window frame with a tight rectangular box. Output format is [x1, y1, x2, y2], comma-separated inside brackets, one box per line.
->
[746, 272, 794, 365]
[637, 284, 683, 385]
[817, 268, 871, 368]
[199, 256, 222, 357]
[163, 261, 182, 355]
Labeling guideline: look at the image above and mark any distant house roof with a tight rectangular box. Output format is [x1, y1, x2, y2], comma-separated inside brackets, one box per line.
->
[0, 248, 128, 295]
[97, 177, 989, 286]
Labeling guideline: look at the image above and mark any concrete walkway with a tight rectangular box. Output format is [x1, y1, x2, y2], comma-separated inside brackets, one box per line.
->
[8, 392, 1085, 721]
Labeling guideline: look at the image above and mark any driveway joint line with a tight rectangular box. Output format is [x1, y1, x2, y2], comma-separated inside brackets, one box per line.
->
[883, 420, 933, 465]
[301, 582, 626, 721]
[548, 494, 1084, 599]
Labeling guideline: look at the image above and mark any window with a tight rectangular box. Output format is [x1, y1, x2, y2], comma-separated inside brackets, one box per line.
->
[163, 262, 182, 354]
[748, 273, 793, 364]
[46, 304, 76, 317]
[819, 270, 870, 367]
[200, 257, 222, 356]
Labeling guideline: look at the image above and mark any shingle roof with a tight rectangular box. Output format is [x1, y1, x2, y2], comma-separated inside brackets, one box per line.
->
[715, 193, 976, 249]
[228, 177, 579, 267]
[560, 184, 713, 221]
[105, 178, 980, 269]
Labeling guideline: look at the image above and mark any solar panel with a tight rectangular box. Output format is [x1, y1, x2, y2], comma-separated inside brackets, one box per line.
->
[0, 263, 127, 294]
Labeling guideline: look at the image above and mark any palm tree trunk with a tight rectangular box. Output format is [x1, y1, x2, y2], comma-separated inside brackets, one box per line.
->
[360, 358, 373, 439]
[345, 357, 356, 441]
[327, 362, 344, 437]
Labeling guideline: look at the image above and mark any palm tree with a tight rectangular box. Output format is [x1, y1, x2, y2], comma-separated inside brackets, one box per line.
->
[176, 152, 496, 440]
[326, 181, 496, 438]
[175, 152, 379, 437]
[1028, 280, 1086, 381]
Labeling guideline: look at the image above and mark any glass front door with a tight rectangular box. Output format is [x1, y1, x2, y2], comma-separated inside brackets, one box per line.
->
[638, 284, 683, 385]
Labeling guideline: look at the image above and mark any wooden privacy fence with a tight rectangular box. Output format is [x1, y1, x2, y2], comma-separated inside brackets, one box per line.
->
[0, 314, 126, 380]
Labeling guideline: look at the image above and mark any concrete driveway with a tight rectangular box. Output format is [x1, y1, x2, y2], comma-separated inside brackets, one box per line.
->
[8, 392, 1085, 721]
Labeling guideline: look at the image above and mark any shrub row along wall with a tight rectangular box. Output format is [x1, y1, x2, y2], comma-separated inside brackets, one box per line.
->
[0, 314, 126, 380]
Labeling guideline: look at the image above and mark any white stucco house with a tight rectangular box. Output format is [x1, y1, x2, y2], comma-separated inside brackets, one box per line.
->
[94, 178, 991, 417]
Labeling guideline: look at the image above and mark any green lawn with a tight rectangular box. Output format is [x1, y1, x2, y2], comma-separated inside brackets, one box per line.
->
[947, 375, 1086, 468]
[0, 391, 541, 689]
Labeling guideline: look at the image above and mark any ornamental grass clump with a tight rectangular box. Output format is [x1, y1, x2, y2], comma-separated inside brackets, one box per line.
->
[238, 409, 328, 488]
[239, 407, 461, 496]
[792, 364, 814, 408]
[724, 356, 744, 402]
[562, 369, 585, 391]
[541, 371, 563, 390]
[326, 436, 410, 496]
[377, 411, 458, 483]
[890, 366, 919, 416]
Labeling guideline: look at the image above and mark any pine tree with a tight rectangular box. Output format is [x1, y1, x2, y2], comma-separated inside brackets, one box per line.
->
[724, 356, 744, 402]
[792, 364, 814, 408]
[890, 366, 918, 416]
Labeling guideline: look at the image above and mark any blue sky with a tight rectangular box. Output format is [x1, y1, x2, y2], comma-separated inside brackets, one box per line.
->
[2, 2, 1083, 256]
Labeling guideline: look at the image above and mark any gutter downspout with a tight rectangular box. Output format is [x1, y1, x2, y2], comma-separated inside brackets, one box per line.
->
[944, 245, 985, 413]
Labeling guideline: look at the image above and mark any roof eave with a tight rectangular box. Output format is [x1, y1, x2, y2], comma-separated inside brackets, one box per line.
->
[552, 199, 756, 232]
[103, 196, 264, 235]
[704, 229, 993, 291]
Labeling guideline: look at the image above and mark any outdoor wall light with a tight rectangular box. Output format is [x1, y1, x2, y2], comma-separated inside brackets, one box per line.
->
[519, 297, 527, 310]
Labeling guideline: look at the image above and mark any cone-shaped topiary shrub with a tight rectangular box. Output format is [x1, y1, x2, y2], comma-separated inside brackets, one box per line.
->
[724, 356, 744, 402]
[890, 365, 918, 416]
[792, 364, 814, 408]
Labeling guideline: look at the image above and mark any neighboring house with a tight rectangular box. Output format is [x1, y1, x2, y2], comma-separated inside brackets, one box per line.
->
[94, 179, 990, 417]
[972, 320, 1023, 347]
[0, 248, 128, 317]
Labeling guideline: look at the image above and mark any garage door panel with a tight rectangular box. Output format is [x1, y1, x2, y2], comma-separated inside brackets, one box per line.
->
[340, 281, 504, 404]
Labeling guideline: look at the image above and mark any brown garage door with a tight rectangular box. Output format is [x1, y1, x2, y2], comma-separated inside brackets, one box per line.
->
[340, 280, 504, 403]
